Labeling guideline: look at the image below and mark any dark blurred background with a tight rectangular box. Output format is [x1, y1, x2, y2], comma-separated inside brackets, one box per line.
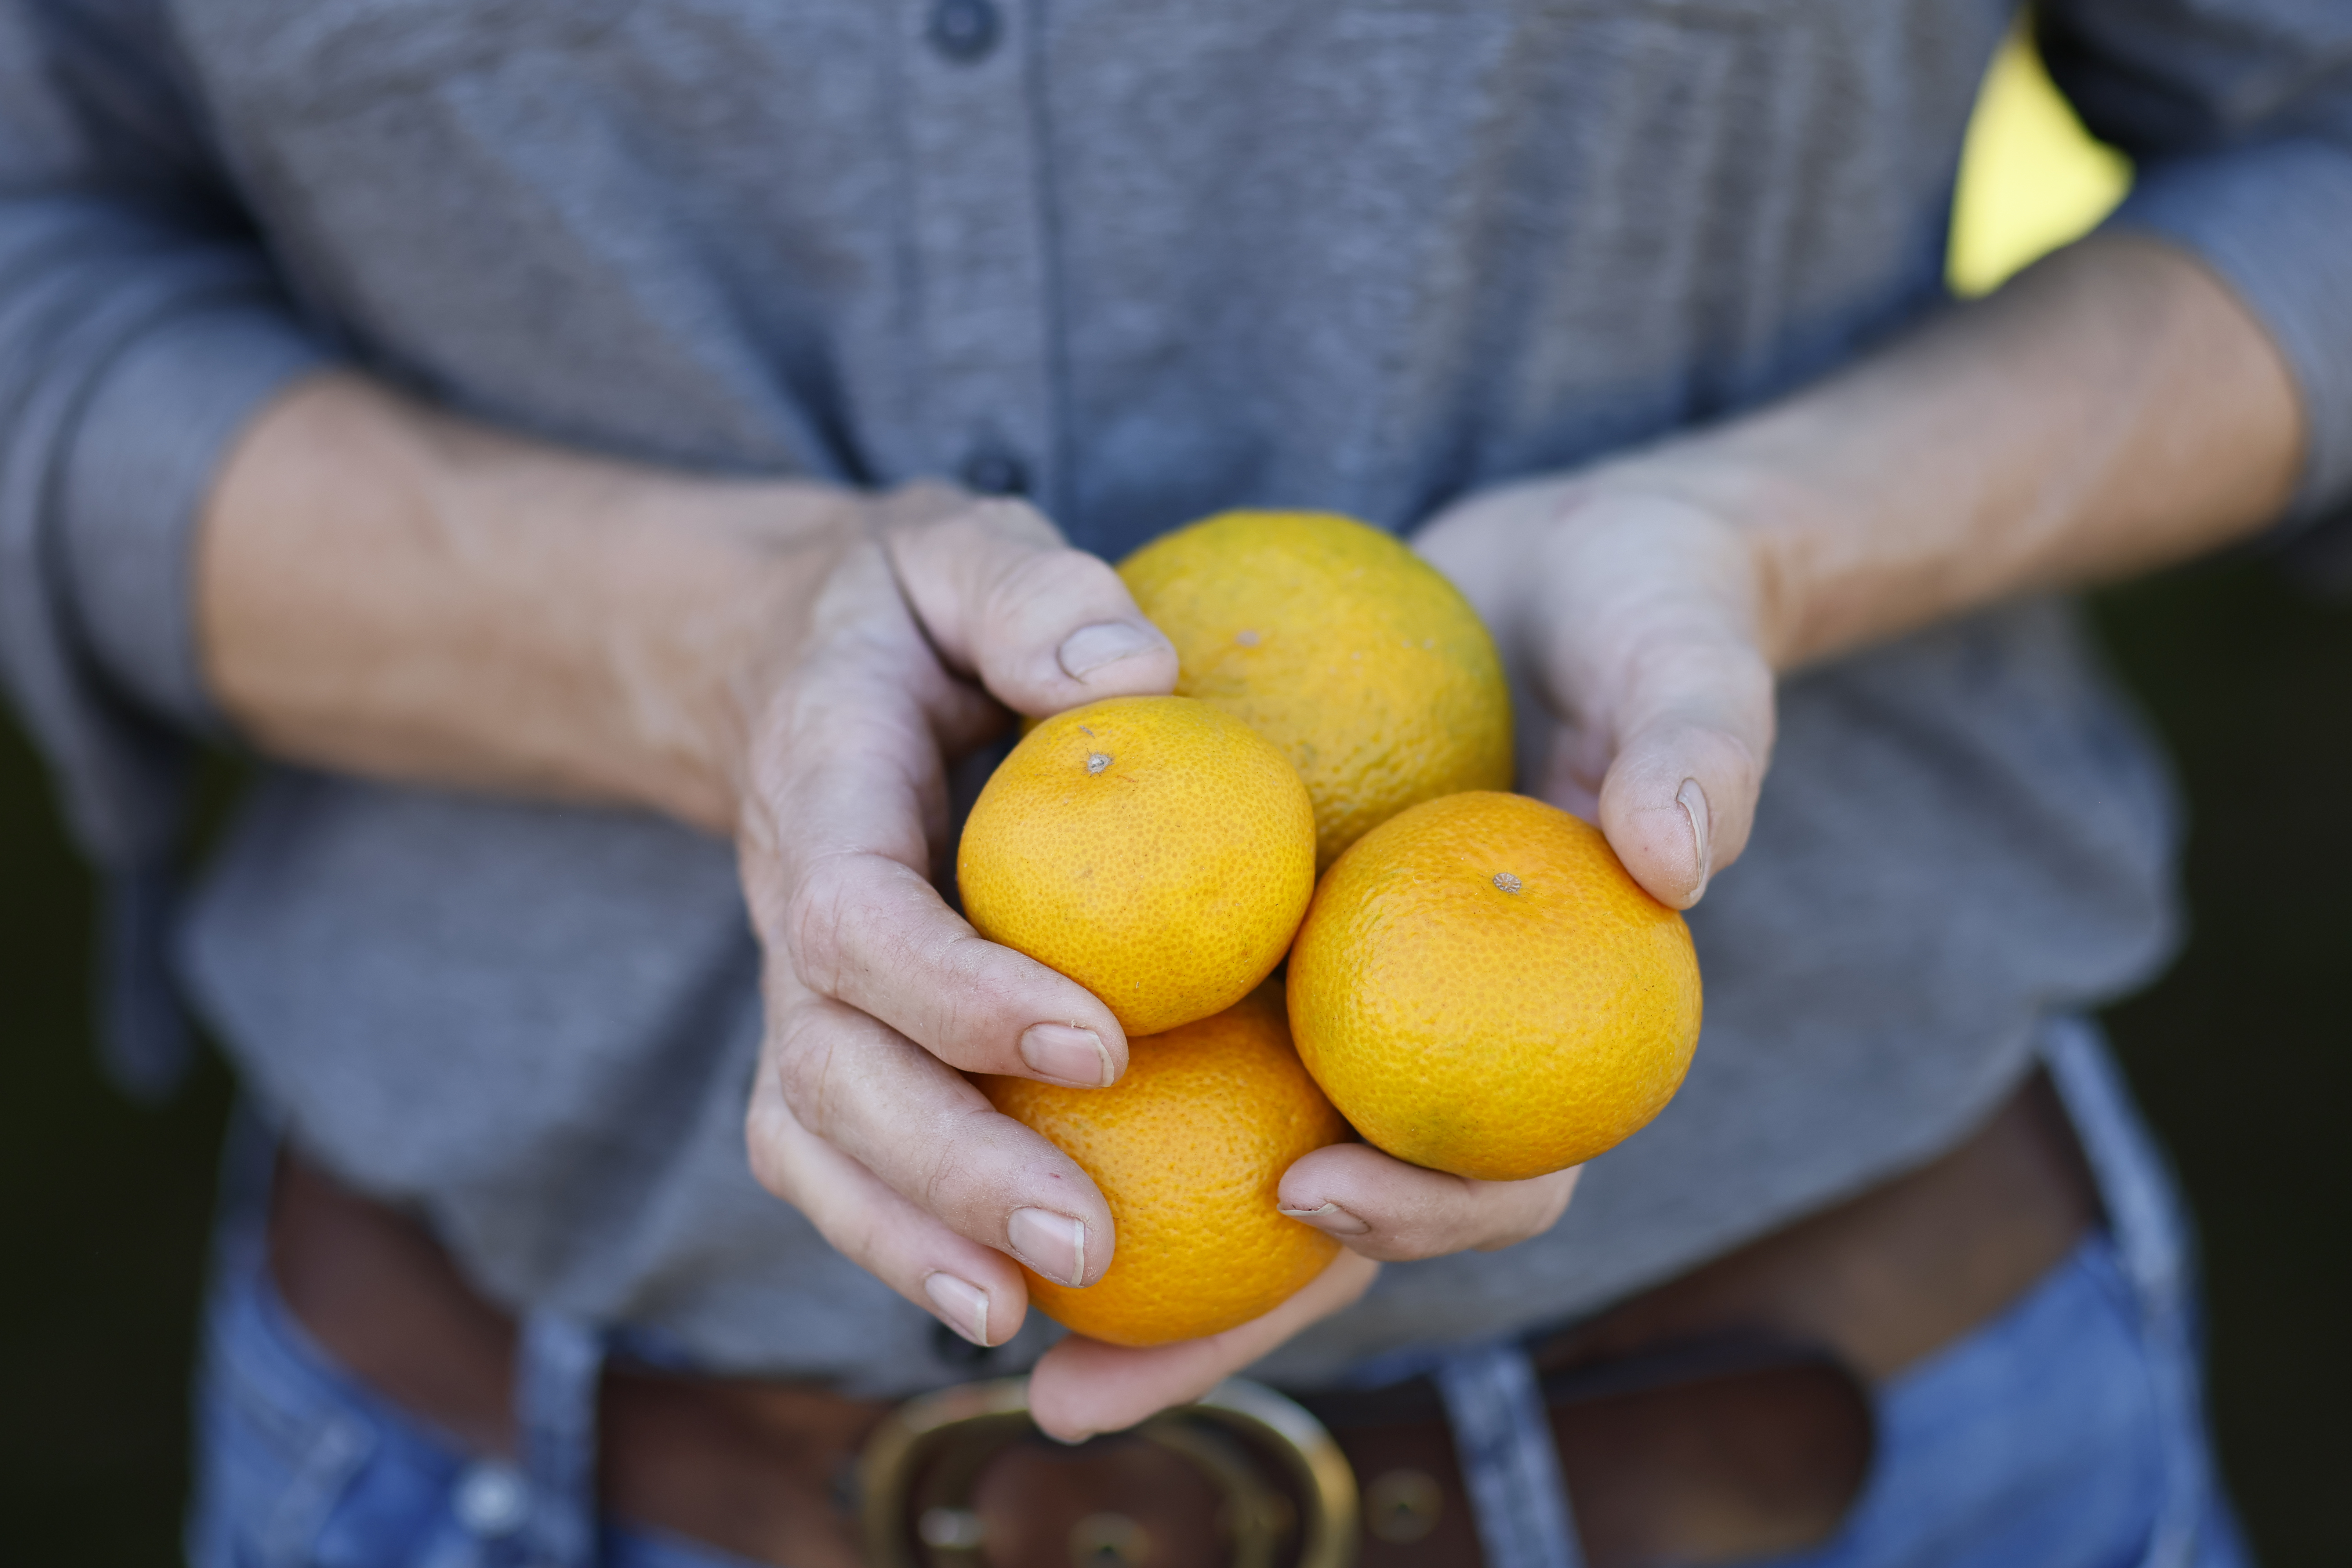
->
[3, 557, 2347, 1563]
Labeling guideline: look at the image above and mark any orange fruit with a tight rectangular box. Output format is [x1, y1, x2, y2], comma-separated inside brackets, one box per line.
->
[958, 695, 1316, 1037]
[1119, 510, 1514, 870]
[1287, 791, 1701, 1181]
[978, 988, 1350, 1346]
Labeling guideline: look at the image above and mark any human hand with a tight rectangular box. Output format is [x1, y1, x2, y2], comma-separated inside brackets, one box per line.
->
[1041, 477, 1760, 1432]
[731, 489, 1584, 1442]
[1414, 473, 1775, 909]
[736, 488, 1177, 1353]
[1108, 474, 1772, 1398]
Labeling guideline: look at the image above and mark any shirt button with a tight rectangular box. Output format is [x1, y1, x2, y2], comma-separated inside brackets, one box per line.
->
[928, 0, 1001, 63]
[453, 1460, 530, 1537]
[959, 447, 1029, 497]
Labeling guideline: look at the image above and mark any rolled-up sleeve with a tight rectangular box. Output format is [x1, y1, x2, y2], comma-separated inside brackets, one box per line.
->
[0, 0, 328, 863]
[2, 0, 329, 1092]
[2042, 0, 2352, 528]
[59, 298, 324, 733]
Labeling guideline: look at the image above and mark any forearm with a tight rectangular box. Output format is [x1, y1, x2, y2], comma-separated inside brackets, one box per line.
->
[1604, 234, 2306, 670]
[196, 373, 864, 831]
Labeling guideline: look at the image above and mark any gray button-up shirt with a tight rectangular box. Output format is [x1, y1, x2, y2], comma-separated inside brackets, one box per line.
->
[3, 0, 2347, 1391]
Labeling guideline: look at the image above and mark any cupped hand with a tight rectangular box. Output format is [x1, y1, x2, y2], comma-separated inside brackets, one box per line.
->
[737, 487, 1179, 1353]
[734, 480, 1635, 1444]
[1039, 471, 1780, 1439]
[1414, 473, 1777, 909]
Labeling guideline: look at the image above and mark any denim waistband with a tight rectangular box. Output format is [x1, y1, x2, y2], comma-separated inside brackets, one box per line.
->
[207, 1015, 2207, 1568]
[208, 1111, 610, 1568]
[1403, 1016, 2212, 1568]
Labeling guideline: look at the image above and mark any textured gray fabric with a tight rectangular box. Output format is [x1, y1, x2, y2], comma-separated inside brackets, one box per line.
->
[2, 0, 2347, 1394]
[62, 303, 325, 732]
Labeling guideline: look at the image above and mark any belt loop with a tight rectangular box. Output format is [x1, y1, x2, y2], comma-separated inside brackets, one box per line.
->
[2038, 1016, 2205, 1568]
[2040, 1016, 2189, 1308]
[1434, 1341, 1584, 1568]
[515, 1310, 607, 1568]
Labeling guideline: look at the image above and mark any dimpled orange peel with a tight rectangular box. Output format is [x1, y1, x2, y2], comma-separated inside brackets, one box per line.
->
[979, 987, 1350, 1346]
[1287, 791, 1702, 1181]
[1118, 510, 1514, 870]
[957, 695, 1316, 1037]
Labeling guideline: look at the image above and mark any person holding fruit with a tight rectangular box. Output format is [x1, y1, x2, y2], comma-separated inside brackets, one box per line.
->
[1, 0, 2344, 1564]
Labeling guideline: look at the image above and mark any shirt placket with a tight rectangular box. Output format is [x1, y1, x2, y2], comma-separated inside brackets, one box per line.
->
[897, 0, 1062, 514]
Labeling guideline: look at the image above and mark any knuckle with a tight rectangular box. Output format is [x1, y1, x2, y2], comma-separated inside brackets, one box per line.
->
[961, 495, 1061, 546]
[783, 853, 864, 995]
[768, 1009, 845, 1132]
[911, 1107, 1000, 1232]
[985, 547, 1123, 640]
[831, 1200, 901, 1280]
[743, 1106, 795, 1200]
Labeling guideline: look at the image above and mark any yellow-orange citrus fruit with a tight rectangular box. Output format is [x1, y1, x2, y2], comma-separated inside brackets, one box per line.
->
[979, 987, 1350, 1346]
[1119, 510, 1514, 870]
[1288, 791, 1701, 1181]
[958, 695, 1316, 1037]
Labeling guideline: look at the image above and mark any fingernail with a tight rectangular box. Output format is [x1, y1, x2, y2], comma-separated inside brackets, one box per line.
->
[923, 1272, 992, 1347]
[1009, 1207, 1088, 1287]
[1058, 621, 1158, 681]
[1020, 1024, 1114, 1088]
[1676, 778, 1712, 902]
[1278, 1202, 1371, 1236]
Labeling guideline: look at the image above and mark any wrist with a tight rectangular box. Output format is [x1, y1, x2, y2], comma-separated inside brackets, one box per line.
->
[200, 373, 868, 831]
[557, 468, 869, 834]
[1567, 446, 1823, 674]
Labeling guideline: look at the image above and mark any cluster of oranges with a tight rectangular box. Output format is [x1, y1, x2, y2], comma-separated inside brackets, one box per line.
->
[958, 512, 1702, 1347]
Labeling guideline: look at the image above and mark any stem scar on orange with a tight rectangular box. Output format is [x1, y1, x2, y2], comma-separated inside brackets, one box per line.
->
[957, 695, 1316, 1038]
[1287, 791, 1702, 1181]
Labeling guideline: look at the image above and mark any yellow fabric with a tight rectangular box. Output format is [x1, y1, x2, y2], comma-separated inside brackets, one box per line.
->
[1948, 28, 2134, 297]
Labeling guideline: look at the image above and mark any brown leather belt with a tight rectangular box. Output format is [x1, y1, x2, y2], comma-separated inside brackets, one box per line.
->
[269, 1075, 2098, 1568]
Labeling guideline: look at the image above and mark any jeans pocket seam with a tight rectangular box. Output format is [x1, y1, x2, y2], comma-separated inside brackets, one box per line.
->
[258, 1413, 377, 1568]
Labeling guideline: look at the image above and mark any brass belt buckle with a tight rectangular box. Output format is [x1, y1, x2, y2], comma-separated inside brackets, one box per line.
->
[858, 1377, 1359, 1568]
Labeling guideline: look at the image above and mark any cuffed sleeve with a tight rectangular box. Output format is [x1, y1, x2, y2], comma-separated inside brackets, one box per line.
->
[0, 0, 335, 1093]
[2105, 142, 2352, 529]
[62, 301, 327, 734]
[2042, 0, 2352, 529]
[0, 1, 331, 862]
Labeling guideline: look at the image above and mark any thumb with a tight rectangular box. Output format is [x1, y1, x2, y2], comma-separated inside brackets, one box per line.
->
[1025, 1250, 1381, 1441]
[884, 494, 1179, 716]
[1583, 650, 1772, 909]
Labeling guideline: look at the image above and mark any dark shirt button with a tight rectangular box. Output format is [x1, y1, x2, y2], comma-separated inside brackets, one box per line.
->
[960, 447, 1029, 497]
[928, 0, 1001, 63]
[931, 1318, 996, 1369]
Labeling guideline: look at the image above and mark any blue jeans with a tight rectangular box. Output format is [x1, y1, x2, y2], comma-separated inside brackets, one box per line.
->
[187, 1021, 2254, 1568]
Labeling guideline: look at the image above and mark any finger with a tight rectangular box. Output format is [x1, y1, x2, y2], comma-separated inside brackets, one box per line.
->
[744, 554, 1131, 1085]
[778, 839, 1129, 1083]
[1589, 656, 1770, 908]
[884, 499, 1179, 716]
[745, 1060, 1031, 1349]
[1276, 1143, 1581, 1262]
[764, 982, 1117, 1286]
[1524, 498, 1777, 910]
[1025, 1251, 1382, 1442]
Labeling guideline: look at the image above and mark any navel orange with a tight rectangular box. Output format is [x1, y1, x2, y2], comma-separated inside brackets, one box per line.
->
[979, 987, 1350, 1346]
[1118, 511, 1514, 871]
[1287, 791, 1701, 1181]
[958, 695, 1316, 1037]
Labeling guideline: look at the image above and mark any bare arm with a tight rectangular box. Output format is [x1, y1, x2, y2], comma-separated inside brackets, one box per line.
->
[1645, 235, 2299, 669]
[1416, 235, 2307, 909]
[196, 372, 866, 833]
